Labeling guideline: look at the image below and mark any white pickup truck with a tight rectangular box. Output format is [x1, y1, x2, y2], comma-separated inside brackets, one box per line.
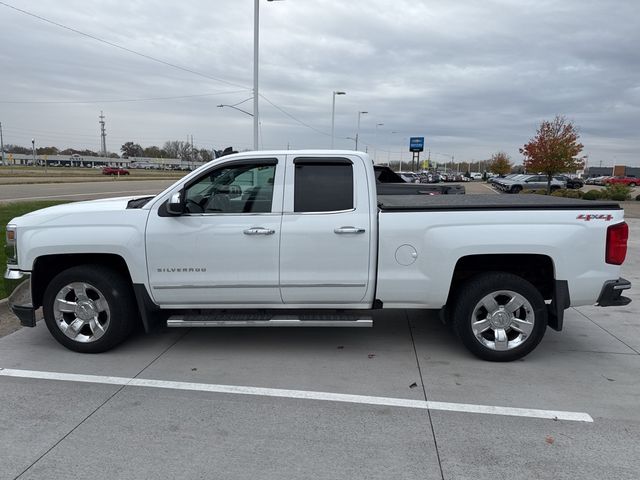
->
[5, 150, 631, 361]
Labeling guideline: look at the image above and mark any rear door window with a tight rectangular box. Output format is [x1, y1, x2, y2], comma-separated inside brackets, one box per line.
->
[293, 159, 354, 213]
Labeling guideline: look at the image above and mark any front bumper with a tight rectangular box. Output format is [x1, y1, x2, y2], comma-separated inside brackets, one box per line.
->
[4, 267, 26, 280]
[7, 277, 36, 327]
[597, 278, 632, 307]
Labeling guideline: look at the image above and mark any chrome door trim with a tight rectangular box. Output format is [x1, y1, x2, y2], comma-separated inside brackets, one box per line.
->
[279, 283, 366, 288]
[153, 284, 279, 290]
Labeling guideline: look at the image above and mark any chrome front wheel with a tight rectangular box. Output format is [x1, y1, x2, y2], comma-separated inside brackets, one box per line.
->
[53, 282, 111, 343]
[43, 265, 137, 353]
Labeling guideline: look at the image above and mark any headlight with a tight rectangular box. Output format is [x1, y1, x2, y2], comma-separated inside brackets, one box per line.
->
[5, 224, 17, 265]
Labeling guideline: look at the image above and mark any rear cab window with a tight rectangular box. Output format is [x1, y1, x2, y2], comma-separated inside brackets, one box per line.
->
[293, 158, 354, 213]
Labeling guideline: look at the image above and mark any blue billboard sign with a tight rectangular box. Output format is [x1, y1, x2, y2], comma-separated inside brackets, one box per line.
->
[409, 137, 424, 152]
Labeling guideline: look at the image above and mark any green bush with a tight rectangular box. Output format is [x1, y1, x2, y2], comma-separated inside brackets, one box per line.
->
[523, 189, 548, 195]
[550, 190, 567, 197]
[603, 184, 632, 201]
[564, 190, 583, 199]
[582, 190, 603, 200]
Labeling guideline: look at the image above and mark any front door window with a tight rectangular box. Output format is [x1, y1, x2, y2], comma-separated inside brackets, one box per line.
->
[185, 163, 276, 214]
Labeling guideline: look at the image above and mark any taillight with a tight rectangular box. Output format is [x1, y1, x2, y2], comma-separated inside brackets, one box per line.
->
[606, 222, 629, 265]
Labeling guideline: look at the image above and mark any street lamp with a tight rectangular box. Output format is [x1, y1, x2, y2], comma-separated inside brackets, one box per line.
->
[355, 111, 368, 151]
[345, 136, 357, 148]
[217, 104, 254, 117]
[254, 0, 282, 151]
[31, 138, 35, 166]
[331, 91, 346, 148]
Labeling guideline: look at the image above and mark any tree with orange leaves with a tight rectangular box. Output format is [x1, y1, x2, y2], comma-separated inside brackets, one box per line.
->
[520, 116, 585, 194]
[489, 151, 513, 176]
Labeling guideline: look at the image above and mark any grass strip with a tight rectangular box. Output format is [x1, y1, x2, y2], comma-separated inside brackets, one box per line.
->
[1, 200, 68, 298]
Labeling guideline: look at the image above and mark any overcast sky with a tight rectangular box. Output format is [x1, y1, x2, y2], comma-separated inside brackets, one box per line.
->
[1, 0, 639, 166]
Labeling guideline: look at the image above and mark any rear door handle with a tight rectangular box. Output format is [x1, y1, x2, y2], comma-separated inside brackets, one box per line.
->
[334, 226, 366, 234]
[243, 227, 275, 235]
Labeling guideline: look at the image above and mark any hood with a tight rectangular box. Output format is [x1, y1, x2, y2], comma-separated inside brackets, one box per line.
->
[10, 196, 150, 227]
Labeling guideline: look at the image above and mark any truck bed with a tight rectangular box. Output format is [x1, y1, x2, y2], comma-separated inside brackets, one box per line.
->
[377, 194, 622, 211]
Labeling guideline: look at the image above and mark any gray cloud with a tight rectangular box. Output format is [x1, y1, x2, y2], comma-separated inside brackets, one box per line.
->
[0, 0, 638, 166]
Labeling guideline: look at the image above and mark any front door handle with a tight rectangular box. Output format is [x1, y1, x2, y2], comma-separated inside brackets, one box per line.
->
[334, 226, 366, 234]
[243, 227, 275, 235]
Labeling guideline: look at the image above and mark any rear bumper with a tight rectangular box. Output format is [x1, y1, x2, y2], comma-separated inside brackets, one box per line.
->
[597, 278, 632, 307]
[7, 278, 36, 327]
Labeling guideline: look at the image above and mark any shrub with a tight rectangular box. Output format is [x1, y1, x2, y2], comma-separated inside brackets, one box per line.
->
[603, 184, 632, 201]
[523, 189, 548, 195]
[582, 190, 603, 200]
[564, 190, 583, 199]
[550, 190, 567, 197]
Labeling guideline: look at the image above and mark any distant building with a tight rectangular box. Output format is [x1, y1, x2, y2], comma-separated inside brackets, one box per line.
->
[584, 166, 614, 178]
[585, 165, 640, 178]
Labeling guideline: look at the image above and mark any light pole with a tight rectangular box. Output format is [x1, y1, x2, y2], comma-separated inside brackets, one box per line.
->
[331, 91, 346, 148]
[0, 121, 4, 166]
[253, 0, 281, 151]
[355, 111, 368, 151]
[31, 138, 35, 166]
[373, 123, 383, 162]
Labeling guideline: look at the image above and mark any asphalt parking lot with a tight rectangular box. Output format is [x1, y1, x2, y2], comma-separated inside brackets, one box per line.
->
[0, 193, 639, 480]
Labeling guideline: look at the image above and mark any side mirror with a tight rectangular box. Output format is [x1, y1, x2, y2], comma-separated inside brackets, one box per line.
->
[166, 191, 185, 215]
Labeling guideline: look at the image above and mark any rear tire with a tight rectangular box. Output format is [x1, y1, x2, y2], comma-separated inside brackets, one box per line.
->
[451, 272, 548, 361]
[43, 265, 137, 353]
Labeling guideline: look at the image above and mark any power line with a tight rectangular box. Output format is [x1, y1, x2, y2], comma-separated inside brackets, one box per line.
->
[0, 1, 250, 90]
[0, 2, 335, 143]
[260, 94, 331, 137]
[0, 90, 250, 104]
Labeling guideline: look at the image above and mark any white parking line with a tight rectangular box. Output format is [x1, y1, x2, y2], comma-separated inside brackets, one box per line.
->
[481, 183, 499, 193]
[0, 368, 593, 422]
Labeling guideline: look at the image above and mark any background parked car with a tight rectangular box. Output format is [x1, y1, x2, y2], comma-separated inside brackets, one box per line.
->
[554, 175, 584, 189]
[102, 167, 130, 176]
[398, 172, 420, 183]
[605, 175, 638, 187]
[494, 174, 566, 193]
[585, 176, 611, 186]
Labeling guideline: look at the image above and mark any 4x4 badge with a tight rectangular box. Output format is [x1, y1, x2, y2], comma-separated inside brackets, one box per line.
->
[577, 214, 613, 221]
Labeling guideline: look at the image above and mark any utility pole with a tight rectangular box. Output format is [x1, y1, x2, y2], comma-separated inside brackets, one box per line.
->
[0, 122, 4, 166]
[355, 111, 368, 151]
[99, 111, 107, 156]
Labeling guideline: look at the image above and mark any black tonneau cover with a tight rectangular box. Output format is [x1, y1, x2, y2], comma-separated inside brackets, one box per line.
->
[378, 194, 621, 211]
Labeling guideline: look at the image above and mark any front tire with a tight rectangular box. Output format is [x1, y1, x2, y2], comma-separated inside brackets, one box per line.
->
[451, 272, 548, 361]
[43, 265, 137, 353]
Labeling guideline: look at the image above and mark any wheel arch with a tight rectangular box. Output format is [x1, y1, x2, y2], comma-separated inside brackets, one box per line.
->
[31, 253, 155, 331]
[32, 254, 131, 308]
[447, 253, 567, 331]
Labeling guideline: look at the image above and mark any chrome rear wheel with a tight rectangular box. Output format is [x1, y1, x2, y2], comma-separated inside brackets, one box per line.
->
[471, 290, 535, 351]
[452, 272, 548, 361]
